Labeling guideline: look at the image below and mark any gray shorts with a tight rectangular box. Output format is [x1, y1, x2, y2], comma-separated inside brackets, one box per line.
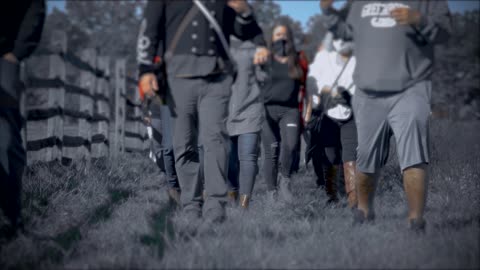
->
[352, 80, 431, 173]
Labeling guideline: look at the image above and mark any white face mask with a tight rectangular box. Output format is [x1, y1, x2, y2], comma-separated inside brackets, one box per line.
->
[332, 39, 353, 55]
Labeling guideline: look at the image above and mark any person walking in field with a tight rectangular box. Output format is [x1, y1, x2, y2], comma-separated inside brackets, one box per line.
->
[304, 35, 358, 208]
[257, 21, 305, 203]
[225, 36, 265, 209]
[320, 0, 452, 231]
[137, 0, 267, 223]
[0, 0, 45, 240]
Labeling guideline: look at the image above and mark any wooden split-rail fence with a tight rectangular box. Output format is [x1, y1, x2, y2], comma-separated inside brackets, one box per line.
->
[22, 31, 149, 165]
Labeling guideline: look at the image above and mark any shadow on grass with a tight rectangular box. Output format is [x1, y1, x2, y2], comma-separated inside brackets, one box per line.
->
[139, 202, 176, 260]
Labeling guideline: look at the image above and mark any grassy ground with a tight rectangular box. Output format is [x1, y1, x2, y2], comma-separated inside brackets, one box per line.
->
[0, 120, 479, 269]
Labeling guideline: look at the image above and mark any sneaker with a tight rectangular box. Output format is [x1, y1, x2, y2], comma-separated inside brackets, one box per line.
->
[278, 174, 294, 203]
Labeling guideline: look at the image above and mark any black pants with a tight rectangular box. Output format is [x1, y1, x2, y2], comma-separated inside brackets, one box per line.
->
[261, 105, 300, 190]
[308, 113, 357, 186]
[151, 104, 180, 190]
[0, 58, 25, 231]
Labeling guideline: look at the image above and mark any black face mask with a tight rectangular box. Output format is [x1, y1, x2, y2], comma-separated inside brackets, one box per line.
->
[272, 39, 287, 57]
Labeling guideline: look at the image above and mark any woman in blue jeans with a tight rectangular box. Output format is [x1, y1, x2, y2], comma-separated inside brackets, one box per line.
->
[226, 36, 265, 209]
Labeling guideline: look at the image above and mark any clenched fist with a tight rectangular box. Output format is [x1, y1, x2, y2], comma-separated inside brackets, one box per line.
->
[390, 7, 422, 26]
[227, 0, 250, 14]
[139, 73, 158, 99]
[320, 0, 335, 10]
[253, 47, 269, 65]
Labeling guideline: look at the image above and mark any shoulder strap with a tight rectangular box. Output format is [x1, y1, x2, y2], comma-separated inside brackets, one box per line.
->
[164, 5, 199, 61]
[330, 56, 351, 90]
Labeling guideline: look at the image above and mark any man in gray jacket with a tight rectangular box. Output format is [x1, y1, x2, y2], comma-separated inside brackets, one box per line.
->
[320, 0, 452, 231]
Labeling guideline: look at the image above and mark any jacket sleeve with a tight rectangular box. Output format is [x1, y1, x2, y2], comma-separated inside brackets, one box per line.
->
[417, 0, 452, 45]
[137, 0, 165, 77]
[12, 0, 46, 61]
[321, 3, 353, 41]
[229, 6, 266, 47]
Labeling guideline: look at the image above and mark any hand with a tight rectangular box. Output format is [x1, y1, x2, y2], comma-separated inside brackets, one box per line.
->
[390, 7, 422, 26]
[320, 0, 335, 10]
[304, 112, 312, 123]
[321, 86, 332, 94]
[2, 52, 18, 64]
[253, 47, 269, 65]
[139, 73, 159, 99]
[227, 0, 250, 14]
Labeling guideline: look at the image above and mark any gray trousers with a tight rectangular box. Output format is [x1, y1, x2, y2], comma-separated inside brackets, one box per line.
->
[167, 73, 232, 214]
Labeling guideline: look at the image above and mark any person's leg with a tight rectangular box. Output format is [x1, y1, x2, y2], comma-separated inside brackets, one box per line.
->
[261, 106, 281, 191]
[197, 74, 232, 222]
[388, 81, 431, 229]
[167, 77, 203, 216]
[278, 108, 300, 179]
[0, 108, 26, 238]
[352, 92, 391, 222]
[340, 117, 359, 208]
[277, 108, 300, 202]
[319, 117, 342, 204]
[237, 132, 260, 208]
[227, 136, 239, 204]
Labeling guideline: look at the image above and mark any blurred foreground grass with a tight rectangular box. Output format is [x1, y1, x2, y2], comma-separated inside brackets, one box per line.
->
[0, 120, 479, 269]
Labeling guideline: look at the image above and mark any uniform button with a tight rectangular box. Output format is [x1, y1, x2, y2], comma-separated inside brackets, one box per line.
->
[192, 21, 198, 27]
[192, 47, 197, 53]
[208, 49, 215, 55]
[210, 0, 215, 3]
[192, 34, 198, 40]
[210, 10, 216, 16]
[209, 36, 215, 42]
[209, 24, 214, 29]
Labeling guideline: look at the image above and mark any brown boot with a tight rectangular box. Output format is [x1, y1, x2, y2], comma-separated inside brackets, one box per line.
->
[343, 161, 358, 209]
[167, 188, 181, 208]
[325, 165, 338, 204]
[227, 190, 239, 206]
[239, 194, 250, 209]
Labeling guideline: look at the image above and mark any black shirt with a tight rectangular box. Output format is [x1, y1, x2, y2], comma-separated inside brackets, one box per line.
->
[261, 60, 300, 108]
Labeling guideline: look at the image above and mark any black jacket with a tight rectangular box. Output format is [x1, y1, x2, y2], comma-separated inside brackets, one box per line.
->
[137, 0, 265, 77]
[0, 0, 46, 60]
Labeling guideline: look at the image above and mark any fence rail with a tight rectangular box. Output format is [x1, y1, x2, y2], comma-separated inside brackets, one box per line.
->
[23, 31, 148, 165]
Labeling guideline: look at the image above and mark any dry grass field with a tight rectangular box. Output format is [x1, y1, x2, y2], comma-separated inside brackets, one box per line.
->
[0, 120, 478, 269]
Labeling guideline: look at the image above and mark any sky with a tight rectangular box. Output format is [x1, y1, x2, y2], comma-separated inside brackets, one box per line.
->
[47, 0, 480, 29]
[276, 0, 480, 29]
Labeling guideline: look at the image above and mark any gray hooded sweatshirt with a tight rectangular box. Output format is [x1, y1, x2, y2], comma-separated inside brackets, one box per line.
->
[322, 0, 452, 92]
[227, 37, 264, 136]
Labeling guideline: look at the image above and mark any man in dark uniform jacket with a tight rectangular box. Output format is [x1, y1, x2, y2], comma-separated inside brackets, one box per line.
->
[0, 0, 46, 239]
[137, 0, 267, 222]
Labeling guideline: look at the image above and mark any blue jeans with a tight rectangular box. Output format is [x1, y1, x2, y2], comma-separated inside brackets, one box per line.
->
[227, 132, 260, 196]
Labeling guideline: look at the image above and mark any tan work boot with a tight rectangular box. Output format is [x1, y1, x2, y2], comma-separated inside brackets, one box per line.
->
[167, 188, 181, 208]
[343, 161, 358, 209]
[239, 194, 250, 209]
[227, 190, 239, 206]
[325, 165, 338, 204]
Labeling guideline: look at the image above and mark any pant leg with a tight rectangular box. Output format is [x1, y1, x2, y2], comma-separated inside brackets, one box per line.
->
[167, 76, 203, 212]
[160, 105, 180, 190]
[0, 108, 25, 227]
[227, 136, 239, 192]
[261, 106, 281, 190]
[198, 74, 232, 213]
[339, 117, 358, 163]
[278, 108, 300, 178]
[387, 81, 431, 171]
[237, 132, 260, 196]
